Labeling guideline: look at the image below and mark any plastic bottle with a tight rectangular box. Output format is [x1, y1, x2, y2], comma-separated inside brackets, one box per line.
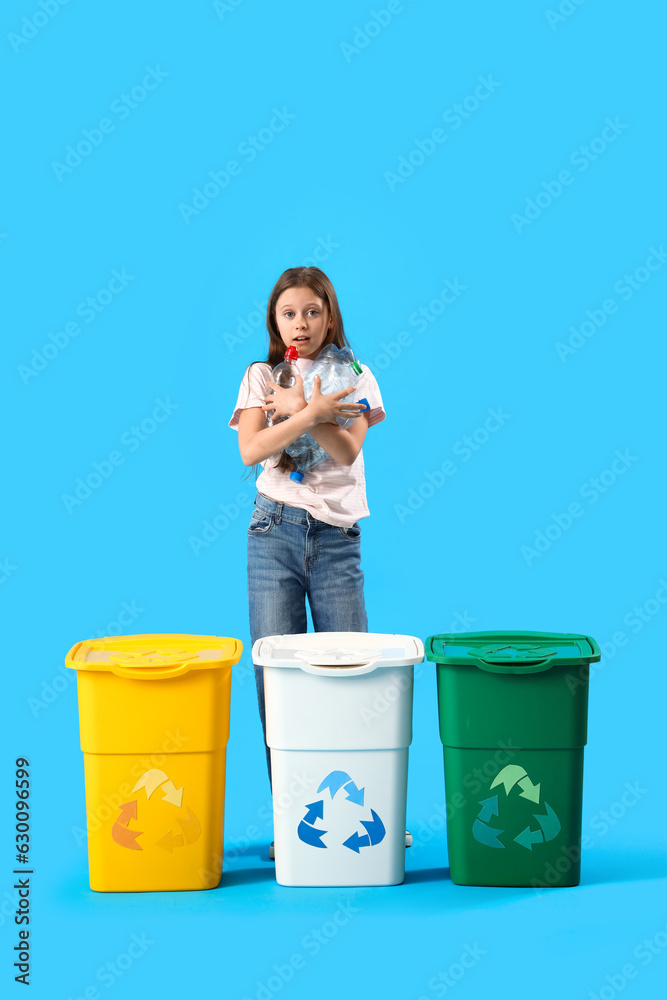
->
[286, 433, 330, 482]
[300, 345, 369, 429]
[285, 345, 370, 483]
[265, 345, 299, 426]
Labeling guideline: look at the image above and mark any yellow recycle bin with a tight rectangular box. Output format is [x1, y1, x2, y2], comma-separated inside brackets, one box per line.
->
[65, 633, 242, 892]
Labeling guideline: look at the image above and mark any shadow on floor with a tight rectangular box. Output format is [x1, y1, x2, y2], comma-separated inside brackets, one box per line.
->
[219, 865, 277, 888]
[403, 867, 450, 885]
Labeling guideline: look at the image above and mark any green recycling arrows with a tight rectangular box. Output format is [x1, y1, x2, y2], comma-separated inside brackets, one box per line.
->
[472, 765, 561, 852]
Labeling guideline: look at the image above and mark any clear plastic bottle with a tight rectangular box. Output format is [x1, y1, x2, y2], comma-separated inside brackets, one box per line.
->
[285, 345, 369, 483]
[300, 345, 368, 429]
[265, 345, 299, 426]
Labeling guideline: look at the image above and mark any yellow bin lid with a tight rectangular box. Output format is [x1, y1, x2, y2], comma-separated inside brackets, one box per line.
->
[65, 633, 242, 681]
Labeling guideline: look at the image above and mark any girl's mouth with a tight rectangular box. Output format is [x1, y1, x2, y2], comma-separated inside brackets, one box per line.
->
[294, 337, 310, 343]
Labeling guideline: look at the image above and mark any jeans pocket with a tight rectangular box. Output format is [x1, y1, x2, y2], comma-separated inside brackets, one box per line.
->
[337, 521, 361, 540]
[248, 509, 275, 535]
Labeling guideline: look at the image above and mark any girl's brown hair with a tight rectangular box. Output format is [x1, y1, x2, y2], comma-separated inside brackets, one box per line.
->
[244, 266, 350, 478]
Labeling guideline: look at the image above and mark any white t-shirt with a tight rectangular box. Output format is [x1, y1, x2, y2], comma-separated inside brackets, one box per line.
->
[228, 356, 385, 528]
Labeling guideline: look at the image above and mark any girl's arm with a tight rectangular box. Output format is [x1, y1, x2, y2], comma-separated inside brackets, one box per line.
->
[308, 418, 369, 466]
[307, 397, 369, 465]
[238, 375, 367, 467]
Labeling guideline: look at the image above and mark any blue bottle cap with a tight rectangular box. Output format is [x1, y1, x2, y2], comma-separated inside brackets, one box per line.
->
[290, 470, 304, 483]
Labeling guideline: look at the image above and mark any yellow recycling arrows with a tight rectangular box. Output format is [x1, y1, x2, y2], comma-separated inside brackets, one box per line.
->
[130, 769, 197, 852]
[161, 780, 184, 807]
[133, 768, 169, 798]
[132, 769, 184, 806]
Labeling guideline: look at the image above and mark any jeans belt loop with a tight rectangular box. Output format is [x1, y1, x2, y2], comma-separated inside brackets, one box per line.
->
[274, 501, 283, 524]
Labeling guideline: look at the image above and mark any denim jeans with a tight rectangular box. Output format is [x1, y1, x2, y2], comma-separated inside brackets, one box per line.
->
[247, 492, 368, 784]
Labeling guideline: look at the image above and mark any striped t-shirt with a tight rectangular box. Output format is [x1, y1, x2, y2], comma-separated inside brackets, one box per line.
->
[228, 356, 386, 528]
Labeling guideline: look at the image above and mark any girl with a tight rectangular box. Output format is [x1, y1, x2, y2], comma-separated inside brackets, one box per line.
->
[228, 266, 386, 784]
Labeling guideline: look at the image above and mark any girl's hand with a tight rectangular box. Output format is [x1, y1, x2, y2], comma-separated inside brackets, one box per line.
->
[307, 375, 368, 426]
[261, 376, 307, 419]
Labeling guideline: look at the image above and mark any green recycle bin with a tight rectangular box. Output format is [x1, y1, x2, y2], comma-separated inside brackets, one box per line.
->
[425, 630, 600, 888]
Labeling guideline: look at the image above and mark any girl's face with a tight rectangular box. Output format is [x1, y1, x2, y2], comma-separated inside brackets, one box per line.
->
[274, 286, 332, 361]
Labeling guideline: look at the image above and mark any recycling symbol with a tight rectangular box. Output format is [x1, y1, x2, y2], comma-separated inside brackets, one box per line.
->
[111, 768, 201, 853]
[471, 643, 558, 664]
[297, 770, 385, 853]
[472, 765, 561, 851]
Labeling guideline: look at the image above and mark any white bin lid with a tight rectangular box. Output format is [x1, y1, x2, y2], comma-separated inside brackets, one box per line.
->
[252, 632, 424, 671]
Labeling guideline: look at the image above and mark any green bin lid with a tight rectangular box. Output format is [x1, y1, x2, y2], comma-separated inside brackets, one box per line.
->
[425, 630, 601, 674]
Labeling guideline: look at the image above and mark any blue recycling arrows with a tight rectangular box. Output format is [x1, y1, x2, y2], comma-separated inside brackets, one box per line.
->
[344, 809, 386, 852]
[297, 819, 328, 848]
[343, 831, 371, 853]
[343, 780, 365, 806]
[317, 771, 352, 798]
[361, 809, 385, 846]
[300, 771, 384, 852]
[303, 800, 324, 825]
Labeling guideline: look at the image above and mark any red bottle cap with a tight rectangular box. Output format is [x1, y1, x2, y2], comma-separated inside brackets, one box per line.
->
[284, 345, 299, 361]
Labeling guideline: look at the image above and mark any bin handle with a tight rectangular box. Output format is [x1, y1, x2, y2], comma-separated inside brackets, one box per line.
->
[295, 656, 383, 678]
[470, 654, 556, 674]
[108, 661, 195, 681]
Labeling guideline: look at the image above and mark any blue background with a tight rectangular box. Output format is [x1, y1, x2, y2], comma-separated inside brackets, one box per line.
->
[3, 1, 666, 997]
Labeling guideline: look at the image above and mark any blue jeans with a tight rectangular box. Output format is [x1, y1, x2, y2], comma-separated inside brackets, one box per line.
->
[247, 492, 368, 784]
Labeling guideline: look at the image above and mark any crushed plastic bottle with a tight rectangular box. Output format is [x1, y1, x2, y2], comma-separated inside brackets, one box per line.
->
[285, 432, 329, 480]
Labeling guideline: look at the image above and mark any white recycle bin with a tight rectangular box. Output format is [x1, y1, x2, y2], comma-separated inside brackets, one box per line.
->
[253, 632, 424, 887]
